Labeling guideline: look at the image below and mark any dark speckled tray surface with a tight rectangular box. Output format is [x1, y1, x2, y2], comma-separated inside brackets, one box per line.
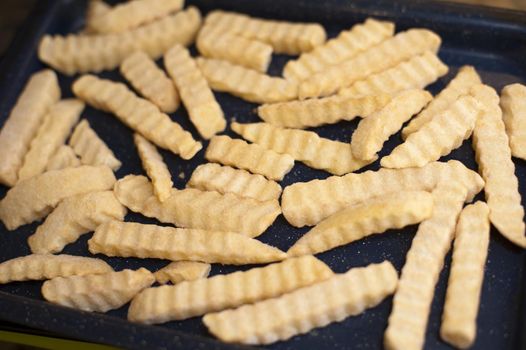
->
[0, 0, 525, 349]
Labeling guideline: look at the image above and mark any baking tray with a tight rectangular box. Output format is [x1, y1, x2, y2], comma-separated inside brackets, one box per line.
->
[0, 0, 525, 349]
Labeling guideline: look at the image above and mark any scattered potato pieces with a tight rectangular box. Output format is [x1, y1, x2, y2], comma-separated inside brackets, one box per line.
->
[0, 70, 60, 187]
[46, 145, 81, 171]
[501, 83, 526, 161]
[231, 122, 375, 175]
[128, 255, 334, 323]
[471, 84, 526, 247]
[39, 7, 201, 75]
[89, 221, 286, 265]
[402, 66, 481, 139]
[42, 268, 154, 313]
[69, 119, 121, 171]
[0, 254, 113, 284]
[28, 191, 126, 254]
[205, 135, 294, 181]
[351, 89, 431, 161]
[203, 261, 397, 345]
[18, 99, 84, 181]
[440, 202, 490, 349]
[288, 191, 433, 256]
[114, 175, 281, 237]
[72, 75, 202, 159]
[0, 166, 116, 230]
[384, 183, 467, 350]
[120, 51, 180, 113]
[154, 261, 210, 285]
[281, 160, 483, 227]
[283, 18, 395, 82]
[381, 95, 480, 169]
[187, 163, 282, 201]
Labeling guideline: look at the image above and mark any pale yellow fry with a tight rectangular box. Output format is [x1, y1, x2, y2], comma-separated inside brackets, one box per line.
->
[384, 183, 467, 350]
[114, 175, 281, 237]
[298, 29, 441, 99]
[0, 70, 60, 186]
[134, 134, 173, 202]
[89, 0, 184, 34]
[154, 261, 210, 285]
[257, 94, 392, 129]
[0, 166, 116, 231]
[283, 18, 395, 82]
[28, 191, 126, 254]
[205, 135, 294, 181]
[72, 75, 202, 159]
[69, 119, 121, 171]
[197, 21, 272, 73]
[402, 66, 481, 139]
[39, 7, 201, 75]
[440, 201, 490, 349]
[164, 45, 225, 139]
[42, 268, 154, 313]
[18, 99, 84, 181]
[351, 89, 432, 161]
[338, 51, 449, 98]
[89, 221, 287, 265]
[204, 10, 326, 55]
[281, 160, 483, 227]
[381, 95, 480, 169]
[204, 261, 397, 345]
[128, 255, 334, 323]
[187, 163, 282, 201]
[120, 51, 179, 113]
[85, 0, 111, 34]
[501, 83, 526, 160]
[288, 191, 433, 257]
[231, 122, 375, 176]
[46, 145, 81, 171]
[197, 58, 298, 104]
[471, 84, 526, 247]
[0, 254, 112, 284]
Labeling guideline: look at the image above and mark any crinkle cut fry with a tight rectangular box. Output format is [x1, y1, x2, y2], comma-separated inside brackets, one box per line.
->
[46, 145, 81, 171]
[501, 83, 526, 161]
[154, 261, 211, 285]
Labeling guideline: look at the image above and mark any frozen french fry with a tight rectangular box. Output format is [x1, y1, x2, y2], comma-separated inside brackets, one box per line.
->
[0, 166, 116, 230]
[281, 160, 483, 227]
[42, 268, 154, 313]
[134, 134, 173, 202]
[28, 191, 126, 254]
[203, 261, 397, 345]
[46, 145, 80, 171]
[283, 18, 395, 82]
[72, 75, 202, 159]
[205, 135, 294, 181]
[39, 7, 201, 75]
[69, 119, 121, 171]
[231, 122, 375, 175]
[351, 89, 432, 161]
[164, 45, 225, 139]
[187, 163, 282, 201]
[471, 84, 526, 247]
[84, 0, 111, 34]
[257, 94, 392, 129]
[120, 51, 179, 113]
[338, 51, 448, 98]
[0, 70, 60, 186]
[18, 99, 84, 181]
[381, 95, 480, 169]
[128, 255, 334, 323]
[288, 191, 433, 256]
[114, 175, 281, 237]
[0, 254, 112, 284]
[402, 66, 481, 139]
[440, 201, 490, 349]
[154, 261, 210, 285]
[501, 83, 526, 161]
[89, 221, 286, 265]
[384, 183, 467, 350]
